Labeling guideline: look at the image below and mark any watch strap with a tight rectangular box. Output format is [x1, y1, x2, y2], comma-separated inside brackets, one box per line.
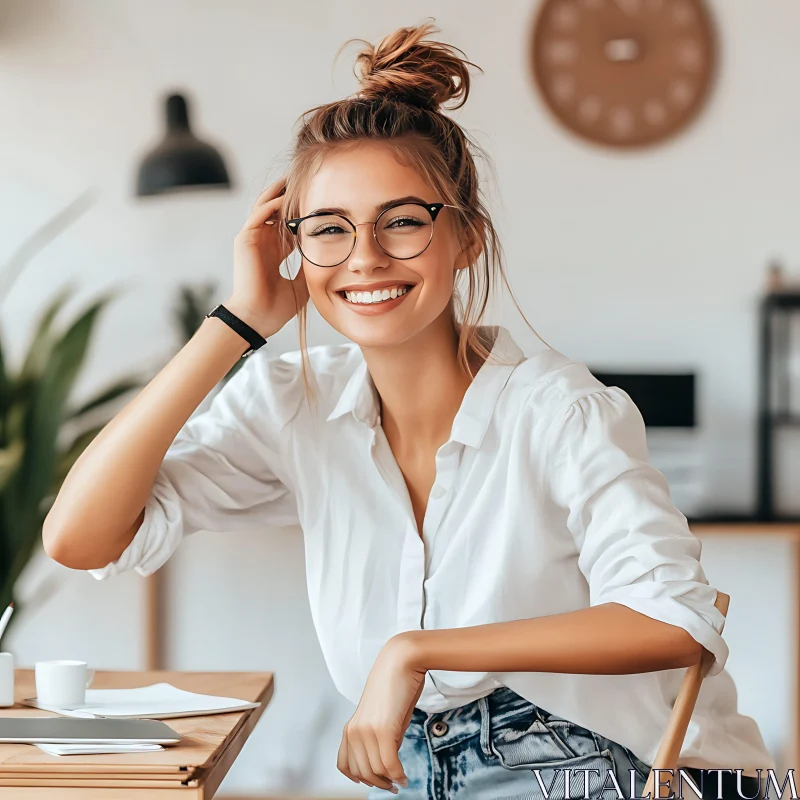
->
[205, 304, 267, 358]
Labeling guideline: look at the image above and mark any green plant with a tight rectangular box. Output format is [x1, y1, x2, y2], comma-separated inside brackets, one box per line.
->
[0, 201, 248, 640]
[0, 284, 148, 627]
[0, 197, 147, 638]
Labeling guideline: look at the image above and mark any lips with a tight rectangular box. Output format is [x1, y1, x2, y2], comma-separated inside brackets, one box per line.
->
[334, 282, 416, 314]
[339, 284, 412, 305]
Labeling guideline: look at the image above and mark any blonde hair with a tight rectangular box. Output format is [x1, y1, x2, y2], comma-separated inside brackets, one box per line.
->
[276, 19, 549, 404]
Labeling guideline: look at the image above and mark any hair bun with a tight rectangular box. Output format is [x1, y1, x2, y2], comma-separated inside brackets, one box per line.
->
[347, 21, 480, 112]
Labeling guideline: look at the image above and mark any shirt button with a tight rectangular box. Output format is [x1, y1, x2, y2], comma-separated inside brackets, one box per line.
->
[431, 720, 448, 736]
[430, 484, 446, 500]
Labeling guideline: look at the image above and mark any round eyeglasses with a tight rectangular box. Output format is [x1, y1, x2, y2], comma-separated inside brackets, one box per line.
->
[282, 201, 460, 268]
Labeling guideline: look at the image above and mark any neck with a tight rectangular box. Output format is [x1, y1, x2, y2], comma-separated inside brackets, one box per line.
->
[361, 313, 482, 452]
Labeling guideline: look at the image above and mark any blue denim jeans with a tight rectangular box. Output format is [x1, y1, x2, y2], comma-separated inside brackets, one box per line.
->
[367, 685, 651, 799]
[367, 685, 764, 800]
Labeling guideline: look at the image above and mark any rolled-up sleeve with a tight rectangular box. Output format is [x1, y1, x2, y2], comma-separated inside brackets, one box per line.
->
[89, 358, 300, 581]
[546, 385, 728, 677]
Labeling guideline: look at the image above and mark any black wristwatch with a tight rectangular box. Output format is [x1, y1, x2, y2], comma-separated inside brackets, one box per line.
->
[205, 304, 267, 358]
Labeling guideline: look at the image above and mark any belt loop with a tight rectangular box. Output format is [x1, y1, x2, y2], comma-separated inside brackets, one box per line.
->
[478, 695, 493, 757]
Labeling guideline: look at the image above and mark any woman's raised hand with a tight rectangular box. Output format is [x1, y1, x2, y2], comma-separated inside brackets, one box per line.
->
[225, 176, 309, 338]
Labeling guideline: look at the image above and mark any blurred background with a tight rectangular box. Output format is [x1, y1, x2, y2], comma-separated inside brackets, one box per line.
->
[1, 0, 798, 796]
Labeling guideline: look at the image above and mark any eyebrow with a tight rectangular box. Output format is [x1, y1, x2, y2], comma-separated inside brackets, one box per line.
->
[306, 195, 429, 217]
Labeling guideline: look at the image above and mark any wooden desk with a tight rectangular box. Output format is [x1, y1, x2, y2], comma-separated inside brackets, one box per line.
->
[0, 670, 274, 798]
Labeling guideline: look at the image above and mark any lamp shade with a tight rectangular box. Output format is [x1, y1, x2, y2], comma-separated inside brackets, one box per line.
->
[136, 93, 232, 197]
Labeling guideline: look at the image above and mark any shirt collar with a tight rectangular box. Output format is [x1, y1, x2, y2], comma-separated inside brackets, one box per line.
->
[326, 357, 380, 427]
[449, 326, 526, 449]
[326, 326, 526, 448]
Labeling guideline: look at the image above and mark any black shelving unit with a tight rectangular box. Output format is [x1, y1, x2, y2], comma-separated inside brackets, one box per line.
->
[756, 291, 800, 520]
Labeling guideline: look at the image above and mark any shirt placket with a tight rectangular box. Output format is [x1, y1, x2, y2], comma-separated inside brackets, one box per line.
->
[369, 425, 460, 633]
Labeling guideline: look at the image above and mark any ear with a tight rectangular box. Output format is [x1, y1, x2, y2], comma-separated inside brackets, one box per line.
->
[454, 220, 485, 272]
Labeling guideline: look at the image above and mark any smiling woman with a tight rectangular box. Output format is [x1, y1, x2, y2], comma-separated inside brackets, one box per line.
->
[287, 141, 479, 355]
[43, 18, 773, 800]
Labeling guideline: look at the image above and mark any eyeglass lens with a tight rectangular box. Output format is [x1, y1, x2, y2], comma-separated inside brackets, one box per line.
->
[296, 204, 435, 266]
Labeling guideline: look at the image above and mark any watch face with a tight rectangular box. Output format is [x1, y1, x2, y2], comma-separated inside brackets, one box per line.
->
[530, 0, 716, 148]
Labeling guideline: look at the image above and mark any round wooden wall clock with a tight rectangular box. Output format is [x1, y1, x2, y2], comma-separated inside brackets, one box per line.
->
[530, 0, 717, 148]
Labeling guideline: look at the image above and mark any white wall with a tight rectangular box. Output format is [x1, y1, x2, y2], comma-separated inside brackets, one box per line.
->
[2, 0, 797, 795]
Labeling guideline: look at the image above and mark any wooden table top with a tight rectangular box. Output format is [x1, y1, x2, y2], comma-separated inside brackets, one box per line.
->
[0, 669, 274, 798]
[690, 521, 800, 538]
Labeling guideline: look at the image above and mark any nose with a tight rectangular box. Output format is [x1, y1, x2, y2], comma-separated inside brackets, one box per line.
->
[346, 224, 389, 275]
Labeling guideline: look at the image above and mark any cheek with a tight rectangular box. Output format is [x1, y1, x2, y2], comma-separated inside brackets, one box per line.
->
[303, 265, 336, 304]
[415, 247, 459, 291]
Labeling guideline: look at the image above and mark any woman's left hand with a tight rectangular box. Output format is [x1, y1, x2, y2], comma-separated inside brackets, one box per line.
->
[337, 634, 426, 794]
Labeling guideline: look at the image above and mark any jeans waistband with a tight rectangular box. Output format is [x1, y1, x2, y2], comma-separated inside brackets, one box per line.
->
[406, 686, 542, 751]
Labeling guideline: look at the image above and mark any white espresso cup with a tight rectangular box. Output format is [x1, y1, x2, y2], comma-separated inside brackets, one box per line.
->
[35, 660, 95, 707]
[0, 653, 13, 707]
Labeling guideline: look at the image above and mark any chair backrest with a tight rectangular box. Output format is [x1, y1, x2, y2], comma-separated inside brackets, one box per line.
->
[642, 590, 731, 800]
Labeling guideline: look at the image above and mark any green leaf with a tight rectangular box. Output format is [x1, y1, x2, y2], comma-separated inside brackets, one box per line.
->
[18, 282, 79, 384]
[0, 335, 10, 428]
[50, 423, 105, 490]
[0, 439, 25, 491]
[5, 294, 113, 542]
[65, 376, 146, 422]
[173, 281, 217, 342]
[6, 400, 28, 443]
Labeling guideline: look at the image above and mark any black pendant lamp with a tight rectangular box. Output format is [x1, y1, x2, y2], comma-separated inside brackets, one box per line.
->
[136, 93, 232, 197]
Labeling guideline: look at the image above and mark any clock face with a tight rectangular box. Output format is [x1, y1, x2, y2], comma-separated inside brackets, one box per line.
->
[530, 0, 716, 148]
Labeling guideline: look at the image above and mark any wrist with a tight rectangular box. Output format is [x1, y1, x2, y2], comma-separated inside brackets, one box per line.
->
[207, 301, 269, 358]
[386, 631, 428, 673]
[199, 314, 256, 363]
[222, 298, 261, 331]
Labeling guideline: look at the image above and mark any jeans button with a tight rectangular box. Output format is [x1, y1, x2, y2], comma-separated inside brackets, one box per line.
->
[431, 721, 448, 736]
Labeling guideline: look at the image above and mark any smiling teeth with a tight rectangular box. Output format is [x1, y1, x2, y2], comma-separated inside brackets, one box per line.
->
[344, 285, 409, 304]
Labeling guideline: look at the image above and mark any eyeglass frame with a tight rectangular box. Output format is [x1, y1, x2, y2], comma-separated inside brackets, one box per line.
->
[282, 200, 460, 268]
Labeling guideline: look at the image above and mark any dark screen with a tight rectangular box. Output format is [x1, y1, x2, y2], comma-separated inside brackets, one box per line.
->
[587, 371, 696, 428]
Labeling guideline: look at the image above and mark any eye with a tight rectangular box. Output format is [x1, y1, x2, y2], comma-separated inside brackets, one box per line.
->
[384, 215, 425, 229]
[308, 223, 348, 236]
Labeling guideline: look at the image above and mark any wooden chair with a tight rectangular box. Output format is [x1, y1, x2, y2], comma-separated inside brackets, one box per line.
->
[642, 590, 731, 799]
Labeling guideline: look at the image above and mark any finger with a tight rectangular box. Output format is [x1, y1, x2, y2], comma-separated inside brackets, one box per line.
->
[242, 194, 285, 231]
[250, 176, 287, 211]
[363, 733, 399, 793]
[350, 735, 394, 791]
[252, 184, 286, 213]
[348, 747, 370, 787]
[340, 728, 368, 787]
[377, 734, 408, 788]
[337, 735, 360, 785]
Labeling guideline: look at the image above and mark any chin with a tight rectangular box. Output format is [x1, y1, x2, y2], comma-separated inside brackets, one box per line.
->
[332, 319, 421, 349]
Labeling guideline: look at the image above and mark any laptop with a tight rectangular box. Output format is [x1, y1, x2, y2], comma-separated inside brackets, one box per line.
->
[0, 717, 181, 745]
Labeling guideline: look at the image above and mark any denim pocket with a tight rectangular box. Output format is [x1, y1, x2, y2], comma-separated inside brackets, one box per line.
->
[489, 709, 612, 769]
[489, 725, 616, 800]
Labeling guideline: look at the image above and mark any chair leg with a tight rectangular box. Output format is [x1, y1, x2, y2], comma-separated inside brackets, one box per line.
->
[642, 591, 731, 799]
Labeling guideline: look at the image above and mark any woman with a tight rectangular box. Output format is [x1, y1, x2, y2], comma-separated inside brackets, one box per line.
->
[44, 22, 772, 800]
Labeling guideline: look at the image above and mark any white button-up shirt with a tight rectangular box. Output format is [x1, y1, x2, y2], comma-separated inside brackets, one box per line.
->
[90, 326, 773, 774]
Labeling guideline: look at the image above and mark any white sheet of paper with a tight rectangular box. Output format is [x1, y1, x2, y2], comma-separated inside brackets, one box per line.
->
[23, 682, 260, 719]
[36, 742, 164, 756]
